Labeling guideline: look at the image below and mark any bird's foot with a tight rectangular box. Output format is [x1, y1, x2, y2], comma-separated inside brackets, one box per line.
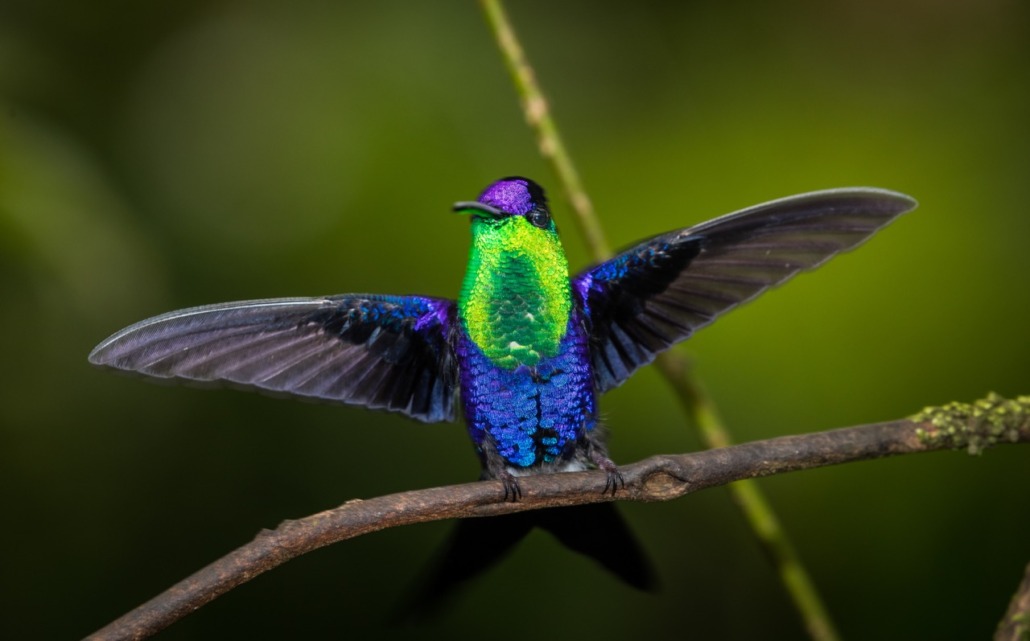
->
[592, 454, 624, 496]
[499, 472, 523, 502]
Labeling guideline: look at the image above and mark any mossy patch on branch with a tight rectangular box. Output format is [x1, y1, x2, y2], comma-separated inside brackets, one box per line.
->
[911, 392, 1030, 455]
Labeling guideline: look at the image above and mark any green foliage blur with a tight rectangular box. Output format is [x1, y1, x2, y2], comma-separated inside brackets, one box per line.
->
[2, 1, 1027, 639]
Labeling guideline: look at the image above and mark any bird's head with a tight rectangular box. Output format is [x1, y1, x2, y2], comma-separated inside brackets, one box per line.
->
[453, 176, 556, 234]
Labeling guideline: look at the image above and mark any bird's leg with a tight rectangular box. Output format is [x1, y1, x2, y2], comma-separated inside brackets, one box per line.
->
[584, 428, 624, 496]
[592, 453, 625, 496]
[480, 438, 523, 502]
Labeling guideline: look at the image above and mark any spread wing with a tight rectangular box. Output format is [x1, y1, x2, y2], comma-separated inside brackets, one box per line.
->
[89, 294, 459, 422]
[573, 188, 917, 392]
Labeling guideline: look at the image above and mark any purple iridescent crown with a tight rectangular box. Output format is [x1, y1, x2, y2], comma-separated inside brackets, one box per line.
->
[477, 177, 548, 215]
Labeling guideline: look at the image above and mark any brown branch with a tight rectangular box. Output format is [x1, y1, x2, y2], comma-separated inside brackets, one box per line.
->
[996, 561, 1030, 641]
[85, 393, 1030, 641]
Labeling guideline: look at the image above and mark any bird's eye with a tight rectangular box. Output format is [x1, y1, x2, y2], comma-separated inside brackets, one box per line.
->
[527, 208, 550, 229]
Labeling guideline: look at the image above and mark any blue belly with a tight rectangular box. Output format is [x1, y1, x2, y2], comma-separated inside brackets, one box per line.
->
[456, 316, 597, 470]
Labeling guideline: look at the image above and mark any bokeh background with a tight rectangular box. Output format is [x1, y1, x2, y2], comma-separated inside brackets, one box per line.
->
[2, 1, 1028, 639]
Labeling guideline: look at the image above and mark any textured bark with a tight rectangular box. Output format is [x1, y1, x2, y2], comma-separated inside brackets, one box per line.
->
[996, 562, 1030, 641]
[85, 400, 1030, 641]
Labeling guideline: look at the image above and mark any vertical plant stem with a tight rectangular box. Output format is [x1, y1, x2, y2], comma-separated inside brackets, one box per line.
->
[478, 0, 612, 260]
[655, 357, 842, 641]
[478, 2, 842, 640]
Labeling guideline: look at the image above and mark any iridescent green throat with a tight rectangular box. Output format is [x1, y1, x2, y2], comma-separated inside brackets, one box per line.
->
[458, 216, 572, 369]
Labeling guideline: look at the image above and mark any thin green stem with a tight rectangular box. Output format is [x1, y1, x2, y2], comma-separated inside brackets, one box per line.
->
[478, 2, 842, 640]
[655, 357, 842, 641]
[477, 0, 611, 260]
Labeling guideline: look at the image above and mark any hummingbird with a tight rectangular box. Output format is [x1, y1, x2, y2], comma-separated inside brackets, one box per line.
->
[89, 177, 915, 592]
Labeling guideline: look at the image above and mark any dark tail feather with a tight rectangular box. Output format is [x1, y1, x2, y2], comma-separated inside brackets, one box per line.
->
[536, 503, 657, 591]
[395, 503, 656, 622]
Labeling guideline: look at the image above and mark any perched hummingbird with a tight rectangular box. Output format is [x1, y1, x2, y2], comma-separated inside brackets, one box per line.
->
[90, 177, 915, 499]
[91, 178, 914, 598]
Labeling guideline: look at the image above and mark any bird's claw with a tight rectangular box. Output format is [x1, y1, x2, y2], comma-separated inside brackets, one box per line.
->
[602, 468, 625, 496]
[501, 474, 523, 502]
[594, 456, 624, 496]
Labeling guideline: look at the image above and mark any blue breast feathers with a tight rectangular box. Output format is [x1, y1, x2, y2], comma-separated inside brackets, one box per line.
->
[456, 313, 597, 471]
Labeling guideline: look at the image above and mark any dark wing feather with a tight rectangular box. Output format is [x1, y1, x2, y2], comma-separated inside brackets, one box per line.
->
[88, 294, 459, 422]
[573, 188, 917, 392]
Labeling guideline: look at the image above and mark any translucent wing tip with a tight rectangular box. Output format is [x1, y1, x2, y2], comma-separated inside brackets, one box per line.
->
[848, 186, 917, 212]
[87, 343, 106, 366]
[86, 298, 328, 369]
[87, 329, 131, 368]
[824, 187, 919, 237]
[88, 327, 129, 365]
[777, 185, 916, 210]
[87, 315, 175, 370]
[817, 186, 918, 217]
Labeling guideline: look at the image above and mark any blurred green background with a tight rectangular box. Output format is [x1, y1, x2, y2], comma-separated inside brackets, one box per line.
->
[2, 1, 1028, 639]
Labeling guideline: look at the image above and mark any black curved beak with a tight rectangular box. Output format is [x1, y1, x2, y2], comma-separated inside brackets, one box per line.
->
[453, 201, 505, 218]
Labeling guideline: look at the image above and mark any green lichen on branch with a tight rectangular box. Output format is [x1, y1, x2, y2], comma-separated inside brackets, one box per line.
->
[1006, 612, 1029, 641]
[911, 392, 1030, 455]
